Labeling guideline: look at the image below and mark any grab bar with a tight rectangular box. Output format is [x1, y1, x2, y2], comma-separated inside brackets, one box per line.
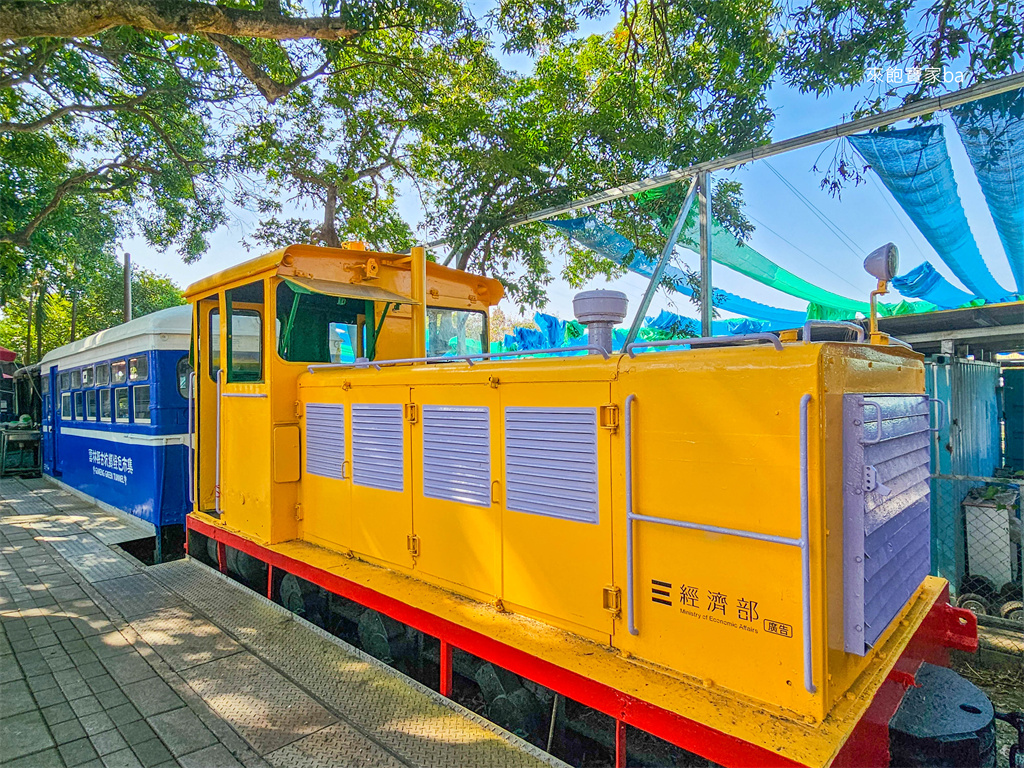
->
[307, 345, 610, 373]
[623, 392, 816, 693]
[802, 320, 865, 343]
[215, 369, 222, 514]
[187, 371, 195, 510]
[626, 333, 783, 357]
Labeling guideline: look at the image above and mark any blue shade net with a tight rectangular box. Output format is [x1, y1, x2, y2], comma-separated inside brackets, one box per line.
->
[848, 125, 1011, 303]
[546, 217, 806, 327]
[891, 262, 976, 309]
[499, 310, 769, 353]
[951, 89, 1024, 294]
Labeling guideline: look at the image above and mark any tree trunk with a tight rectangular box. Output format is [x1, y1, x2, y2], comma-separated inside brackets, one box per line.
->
[70, 291, 78, 342]
[321, 183, 340, 248]
[35, 289, 44, 362]
[25, 290, 33, 363]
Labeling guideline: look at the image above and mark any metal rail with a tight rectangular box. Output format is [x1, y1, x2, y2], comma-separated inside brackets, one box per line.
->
[802, 320, 865, 343]
[623, 178, 698, 348]
[624, 393, 816, 693]
[626, 333, 783, 356]
[306, 345, 610, 373]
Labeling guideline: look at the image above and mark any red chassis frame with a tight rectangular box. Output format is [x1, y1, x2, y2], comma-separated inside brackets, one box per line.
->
[188, 516, 977, 768]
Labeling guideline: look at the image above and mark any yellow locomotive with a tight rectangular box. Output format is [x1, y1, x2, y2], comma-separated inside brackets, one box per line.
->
[185, 242, 986, 768]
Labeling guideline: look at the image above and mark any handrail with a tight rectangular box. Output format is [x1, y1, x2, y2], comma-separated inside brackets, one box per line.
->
[928, 397, 947, 433]
[623, 391, 816, 693]
[798, 393, 815, 694]
[215, 369, 222, 514]
[860, 401, 883, 446]
[187, 371, 195, 511]
[625, 333, 783, 357]
[306, 345, 610, 373]
[624, 394, 638, 636]
[801, 320, 865, 343]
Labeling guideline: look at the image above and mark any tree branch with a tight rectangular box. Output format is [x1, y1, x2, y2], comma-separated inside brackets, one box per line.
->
[205, 33, 329, 102]
[0, 0, 360, 42]
[0, 90, 158, 132]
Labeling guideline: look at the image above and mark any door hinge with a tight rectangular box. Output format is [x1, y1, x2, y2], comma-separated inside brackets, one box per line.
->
[404, 403, 419, 423]
[294, 401, 303, 418]
[603, 585, 622, 616]
[406, 534, 420, 557]
[599, 404, 620, 431]
[294, 503, 303, 521]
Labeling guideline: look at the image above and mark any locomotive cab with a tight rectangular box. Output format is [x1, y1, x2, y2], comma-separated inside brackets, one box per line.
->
[186, 243, 503, 544]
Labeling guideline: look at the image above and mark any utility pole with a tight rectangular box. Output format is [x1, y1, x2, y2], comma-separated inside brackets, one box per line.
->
[123, 252, 132, 323]
[698, 172, 712, 336]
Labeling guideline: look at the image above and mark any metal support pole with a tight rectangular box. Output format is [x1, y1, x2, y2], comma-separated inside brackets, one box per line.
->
[615, 719, 627, 768]
[439, 640, 453, 697]
[123, 252, 132, 323]
[624, 177, 698, 347]
[216, 541, 227, 575]
[698, 172, 712, 337]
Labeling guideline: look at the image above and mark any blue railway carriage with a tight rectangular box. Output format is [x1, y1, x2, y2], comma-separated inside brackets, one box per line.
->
[39, 306, 192, 553]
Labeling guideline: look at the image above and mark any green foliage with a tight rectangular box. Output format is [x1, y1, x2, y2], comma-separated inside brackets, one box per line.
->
[0, 257, 184, 365]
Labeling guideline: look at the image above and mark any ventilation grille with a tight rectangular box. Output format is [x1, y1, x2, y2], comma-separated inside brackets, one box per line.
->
[505, 407, 599, 523]
[352, 403, 404, 492]
[844, 394, 931, 654]
[422, 406, 490, 507]
[305, 403, 345, 480]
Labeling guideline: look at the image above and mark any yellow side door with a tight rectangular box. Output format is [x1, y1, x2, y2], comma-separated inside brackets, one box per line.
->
[410, 382, 501, 601]
[498, 379, 614, 640]
[347, 384, 414, 569]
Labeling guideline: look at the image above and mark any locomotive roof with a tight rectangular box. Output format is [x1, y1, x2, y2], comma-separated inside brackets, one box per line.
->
[184, 243, 504, 305]
[40, 305, 191, 369]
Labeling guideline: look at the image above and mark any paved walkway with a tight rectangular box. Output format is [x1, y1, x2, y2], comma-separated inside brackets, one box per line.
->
[1, 478, 561, 768]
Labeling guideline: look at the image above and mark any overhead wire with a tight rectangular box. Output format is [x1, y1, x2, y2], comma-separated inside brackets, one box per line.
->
[746, 213, 866, 294]
[763, 161, 865, 255]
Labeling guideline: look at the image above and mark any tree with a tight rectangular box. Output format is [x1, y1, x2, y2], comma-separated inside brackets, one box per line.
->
[0, 256, 184, 365]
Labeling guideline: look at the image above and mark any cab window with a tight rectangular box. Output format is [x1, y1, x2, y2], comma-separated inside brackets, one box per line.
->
[426, 308, 488, 358]
[275, 280, 370, 363]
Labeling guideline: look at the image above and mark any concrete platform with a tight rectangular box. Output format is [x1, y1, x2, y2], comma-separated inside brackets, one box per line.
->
[1, 478, 565, 768]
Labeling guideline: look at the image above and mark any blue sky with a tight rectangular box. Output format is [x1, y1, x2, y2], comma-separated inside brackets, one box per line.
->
[123, 28, 1019, 326]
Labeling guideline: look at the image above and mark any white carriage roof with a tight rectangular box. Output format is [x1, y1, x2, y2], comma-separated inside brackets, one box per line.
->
[41, 305, 192, 369]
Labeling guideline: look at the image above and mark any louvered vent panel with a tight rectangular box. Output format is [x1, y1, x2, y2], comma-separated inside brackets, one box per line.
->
[351, 403, 404, 492]
[504, 407, 599, 523]
[305, 403, 345, 480]
[422, 405, 490, 507]
[844, 394, 931, 655]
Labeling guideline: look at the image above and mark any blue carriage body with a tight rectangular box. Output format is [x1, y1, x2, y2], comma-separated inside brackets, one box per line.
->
[39, 306, 192, 532]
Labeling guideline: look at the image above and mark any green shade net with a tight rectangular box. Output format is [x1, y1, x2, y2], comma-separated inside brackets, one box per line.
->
[635, 189, 870, 315]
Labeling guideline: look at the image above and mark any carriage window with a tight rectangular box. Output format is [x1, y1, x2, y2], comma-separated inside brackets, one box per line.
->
[71, 369, 82, 389]
[96, 363, 110, 385]
[59, 372, 70, 391]
[176, 357, 192, 399]
[61, 393, 71, 418]
[82, 366, 95, 387]
[133, 386, 151, 423]
[41, 376, 49, 394]
[114, 389, 130, 422]
[86, 391, 97, 419]
[426, 308, 488, 358]
[100, 390, 111, 420]
[129, 356, 148, 381]
[73, 391, 83, 420]
[112, 361, 127, 383]
[209, 309, 221, 381]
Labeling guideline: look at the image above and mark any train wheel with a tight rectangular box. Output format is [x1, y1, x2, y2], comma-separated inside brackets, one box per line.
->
[957, 593, 992, 616]
[999, 600, 1024, 623]
[280, 573, 305, 615]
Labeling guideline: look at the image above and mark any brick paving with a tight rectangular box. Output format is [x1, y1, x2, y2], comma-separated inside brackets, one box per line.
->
[0, 479, 563, 768]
